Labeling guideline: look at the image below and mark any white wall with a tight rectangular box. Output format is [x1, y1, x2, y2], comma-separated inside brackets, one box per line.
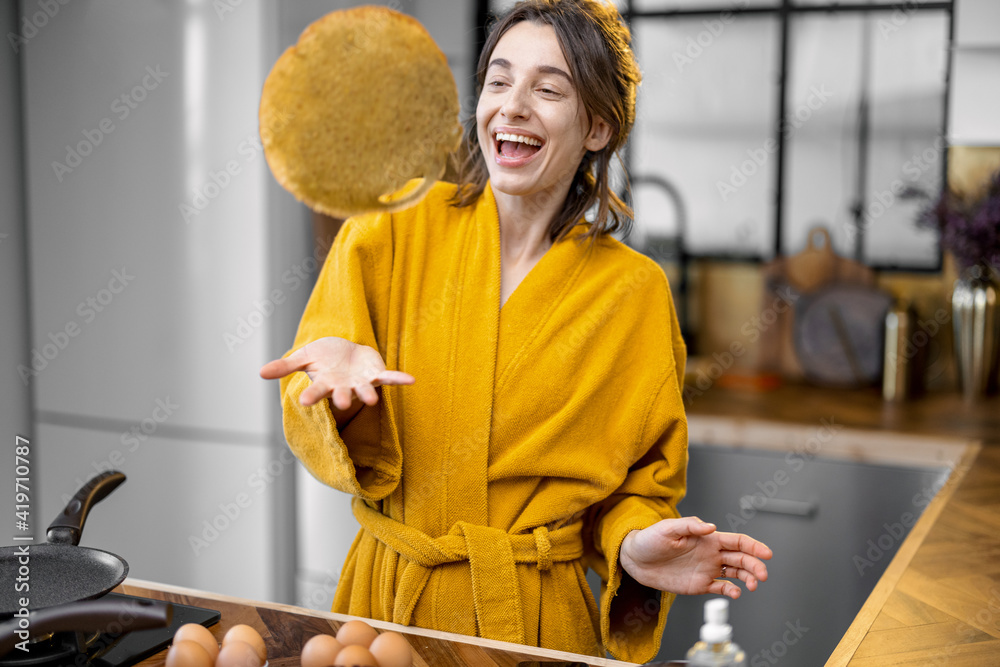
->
[19, 0, 300, 604]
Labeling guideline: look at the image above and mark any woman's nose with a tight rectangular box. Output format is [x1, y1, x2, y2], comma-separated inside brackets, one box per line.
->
[500, 85, 530, 120]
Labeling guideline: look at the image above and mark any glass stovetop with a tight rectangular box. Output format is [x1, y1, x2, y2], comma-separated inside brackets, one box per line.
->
[1, 593, 220, 667]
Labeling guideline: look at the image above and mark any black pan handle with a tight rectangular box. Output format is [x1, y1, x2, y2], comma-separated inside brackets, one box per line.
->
[46, 471, 126, 546]
[0, 597, 171, 657]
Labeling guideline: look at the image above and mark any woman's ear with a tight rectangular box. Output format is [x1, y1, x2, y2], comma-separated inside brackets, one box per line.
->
[584, 116, 614, 152]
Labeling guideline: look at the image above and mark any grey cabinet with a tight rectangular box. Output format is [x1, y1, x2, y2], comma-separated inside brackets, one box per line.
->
[589, 443, 949, 664]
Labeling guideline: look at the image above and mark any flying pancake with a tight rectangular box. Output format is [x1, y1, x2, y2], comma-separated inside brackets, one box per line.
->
[259, 6, 462, 218]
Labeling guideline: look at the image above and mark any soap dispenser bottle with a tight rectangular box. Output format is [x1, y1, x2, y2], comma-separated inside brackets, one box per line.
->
[686, 598, 746, 666]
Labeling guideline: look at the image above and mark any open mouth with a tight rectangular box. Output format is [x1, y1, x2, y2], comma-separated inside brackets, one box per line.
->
[494, 131, 543, 160]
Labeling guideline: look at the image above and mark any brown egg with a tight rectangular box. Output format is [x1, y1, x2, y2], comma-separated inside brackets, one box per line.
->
[216, 639, 264, 667]
[332, 644, 377, 667]
[368, 632, 412, 667]
[335, 620, 378, 648]
[223, 624, 268, 662]
[165, 640, 214, 667]
[300, 634, 344, 667]
[173, 623, 220, 662]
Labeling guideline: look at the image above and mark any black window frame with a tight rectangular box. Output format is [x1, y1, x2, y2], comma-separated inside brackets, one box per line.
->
[474, 0, 955, 272]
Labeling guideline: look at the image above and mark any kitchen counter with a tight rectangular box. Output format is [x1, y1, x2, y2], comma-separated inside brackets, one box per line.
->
[118, 579, 630, 667]
[685, 383, 1000, 666]
[685, 382, 1000, 440]
[122, 383, 999, 666]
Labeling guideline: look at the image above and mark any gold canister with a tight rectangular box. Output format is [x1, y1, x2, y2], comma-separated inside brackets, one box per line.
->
[884, 301, 915, 401]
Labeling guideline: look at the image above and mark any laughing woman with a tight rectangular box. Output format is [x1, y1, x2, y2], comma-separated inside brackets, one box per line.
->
[261, 0, 771, 661]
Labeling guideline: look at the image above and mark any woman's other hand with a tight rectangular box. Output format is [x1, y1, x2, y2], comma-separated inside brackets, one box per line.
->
[260, 337, 414, 419]
[619, 516, 772, 600]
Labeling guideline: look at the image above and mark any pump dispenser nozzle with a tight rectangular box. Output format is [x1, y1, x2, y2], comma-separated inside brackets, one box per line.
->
[686, 598, 746, 666]
[701, 598, 733, 644]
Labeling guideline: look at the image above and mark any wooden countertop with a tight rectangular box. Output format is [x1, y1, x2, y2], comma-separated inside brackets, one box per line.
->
[118, 579, 629, 667]
[685, 382, 1000, 441]
[685, 383, 1000, 666]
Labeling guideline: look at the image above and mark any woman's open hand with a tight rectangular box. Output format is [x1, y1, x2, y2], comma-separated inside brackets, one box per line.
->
[619, 516, 772, 600]
[259, 336, 414, 409]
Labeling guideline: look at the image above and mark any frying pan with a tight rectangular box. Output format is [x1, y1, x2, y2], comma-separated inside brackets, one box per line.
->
[0, 471, 174, 656]
[0, 471, 131, 617]
[0, 597, 172, 657]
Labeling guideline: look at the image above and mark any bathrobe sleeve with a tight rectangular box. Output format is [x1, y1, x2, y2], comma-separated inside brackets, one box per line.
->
[587, 278, 690, 663]
[278, 211, 402, 502]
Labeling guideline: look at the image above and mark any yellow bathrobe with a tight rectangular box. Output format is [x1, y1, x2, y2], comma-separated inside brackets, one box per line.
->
[279, 181, 688, 663]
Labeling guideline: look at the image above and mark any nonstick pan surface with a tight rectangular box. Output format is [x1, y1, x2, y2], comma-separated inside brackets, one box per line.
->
[0, 544, 128, 616]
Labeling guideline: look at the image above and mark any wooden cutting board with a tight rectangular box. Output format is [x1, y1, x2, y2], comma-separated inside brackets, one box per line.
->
[760, 226, 878, 379]
[780, 227, 875, 293]
[119, 579, 627, 667]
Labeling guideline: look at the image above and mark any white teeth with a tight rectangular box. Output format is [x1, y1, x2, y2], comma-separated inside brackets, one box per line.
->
[495, 132, 542, 147]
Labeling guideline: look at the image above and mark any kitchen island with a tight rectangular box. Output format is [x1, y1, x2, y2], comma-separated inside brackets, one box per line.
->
[123, 383, 999, 667]
[686, 383, 1000, 666]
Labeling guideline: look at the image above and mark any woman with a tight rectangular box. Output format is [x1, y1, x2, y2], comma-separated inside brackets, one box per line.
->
[261, 0, 771, 662]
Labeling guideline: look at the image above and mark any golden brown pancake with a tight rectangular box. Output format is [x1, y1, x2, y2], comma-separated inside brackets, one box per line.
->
[260, 6, 461, 217]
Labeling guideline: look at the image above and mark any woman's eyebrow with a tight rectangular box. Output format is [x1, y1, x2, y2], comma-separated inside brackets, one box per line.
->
[487, 58, 573, 84]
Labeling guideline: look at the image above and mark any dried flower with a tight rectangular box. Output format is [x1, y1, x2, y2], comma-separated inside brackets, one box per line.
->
[919, 169, 1000, 273]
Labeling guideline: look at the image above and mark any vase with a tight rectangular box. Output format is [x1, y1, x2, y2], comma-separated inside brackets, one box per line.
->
[952, 268, 1000, 400]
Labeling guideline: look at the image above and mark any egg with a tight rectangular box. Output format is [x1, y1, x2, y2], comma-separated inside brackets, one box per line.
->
[173, 623, 220, 662]
[368, 632, 412, 667]
[223, 624, 268, 662]
[216, 639, 264, 667]
[332, 644, 377, 667]
[300, 634, 344, 667]
[335, 620, 378, 648]
[165, 640, 214, 667]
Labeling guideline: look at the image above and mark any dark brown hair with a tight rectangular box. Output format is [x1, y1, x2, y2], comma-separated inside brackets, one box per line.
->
[451, 0, 640, 243]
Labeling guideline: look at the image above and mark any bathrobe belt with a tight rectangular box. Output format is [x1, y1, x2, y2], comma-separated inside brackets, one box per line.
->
[352, 496, 585, 644]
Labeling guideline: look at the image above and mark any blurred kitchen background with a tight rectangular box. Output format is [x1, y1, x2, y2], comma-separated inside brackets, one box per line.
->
[1, 0, 998, 663]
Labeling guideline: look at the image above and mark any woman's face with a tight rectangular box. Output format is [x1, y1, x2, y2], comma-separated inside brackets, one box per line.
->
[476, 21, 611, 200]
